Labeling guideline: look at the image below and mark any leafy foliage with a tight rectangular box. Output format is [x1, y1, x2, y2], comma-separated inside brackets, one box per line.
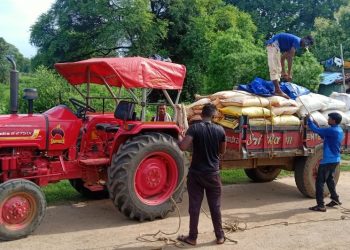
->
[0, 37, 31, 83]
[292, 52, 324, 92]
[225, 0, 347, 37]
[0, 67, 135, 115]
[206, 33, 268, 93]
[30, 0, 168, 68]
[26, 0, 327, 102]
[313, 4, 350, 62]
[163, 1, 263, 97]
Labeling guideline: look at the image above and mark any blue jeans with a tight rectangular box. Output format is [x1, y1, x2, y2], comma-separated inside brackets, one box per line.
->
[316, 163, 340, 207]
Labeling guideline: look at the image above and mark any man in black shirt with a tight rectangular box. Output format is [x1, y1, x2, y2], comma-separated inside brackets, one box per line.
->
[177, 103, 227, 245]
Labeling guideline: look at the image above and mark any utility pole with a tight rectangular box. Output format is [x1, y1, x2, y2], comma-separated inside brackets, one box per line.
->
[340, 44, 346, 92]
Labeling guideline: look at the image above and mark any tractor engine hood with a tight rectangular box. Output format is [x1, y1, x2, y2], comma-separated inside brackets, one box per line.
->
[0, 105, 83, 151]
[0, 114, 47, 149]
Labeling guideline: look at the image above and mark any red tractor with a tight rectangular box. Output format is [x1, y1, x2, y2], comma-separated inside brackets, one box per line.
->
[0, 57, 187, 240]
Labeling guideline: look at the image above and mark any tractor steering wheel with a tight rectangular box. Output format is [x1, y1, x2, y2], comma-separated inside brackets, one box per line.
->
[69, 98, 96, 118]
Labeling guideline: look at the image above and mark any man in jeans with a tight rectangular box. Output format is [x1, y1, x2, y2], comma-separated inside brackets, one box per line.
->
[178, 103, 227, 245]
[307, 112, 343, 212]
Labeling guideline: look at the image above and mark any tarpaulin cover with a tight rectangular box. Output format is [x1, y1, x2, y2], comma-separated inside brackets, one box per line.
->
[238, 77, 310, 99]
[280, 82, 310, 99]
[54, 57, 186, 90]
[238, 77, 275, 96]
[320, 72, 343, 85]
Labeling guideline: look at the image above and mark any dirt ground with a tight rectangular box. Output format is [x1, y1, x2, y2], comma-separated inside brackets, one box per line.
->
[2, 173, 350, 250]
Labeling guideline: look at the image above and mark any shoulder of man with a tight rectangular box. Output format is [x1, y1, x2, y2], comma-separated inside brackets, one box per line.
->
[208, 122, 225, 133]
[186, 121, 202, 136]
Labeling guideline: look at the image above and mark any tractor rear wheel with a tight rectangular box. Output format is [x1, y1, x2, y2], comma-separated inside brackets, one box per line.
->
[244, 167, 281, 182]
[294, 147, 340, 198]
[0, 179, 46, 241]
[108, 132, 186, 221]
[69, 179, 109, 199]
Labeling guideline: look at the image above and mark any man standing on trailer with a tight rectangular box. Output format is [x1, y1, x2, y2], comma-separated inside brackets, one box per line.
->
[307, 112, 343, 212]
[177, 103, 227, 245]
[266, 33, 314, 98]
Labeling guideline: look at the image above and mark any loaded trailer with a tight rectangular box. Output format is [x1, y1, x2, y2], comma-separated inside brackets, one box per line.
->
[220, 116, 350, 197]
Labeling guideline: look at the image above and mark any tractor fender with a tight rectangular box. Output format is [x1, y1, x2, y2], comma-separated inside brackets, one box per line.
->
[109, 122, 180, 160]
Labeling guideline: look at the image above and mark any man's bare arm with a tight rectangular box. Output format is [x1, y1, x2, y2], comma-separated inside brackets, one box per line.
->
[178, 135, 193, 151]
[219, 141, 227, 155]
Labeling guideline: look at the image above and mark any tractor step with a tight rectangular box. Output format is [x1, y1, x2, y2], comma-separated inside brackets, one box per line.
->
[83, 183, 105, 191]
[79, 158, 110, 166]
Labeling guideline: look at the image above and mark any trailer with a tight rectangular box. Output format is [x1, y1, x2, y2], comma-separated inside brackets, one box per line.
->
[220, 116, 350, 197]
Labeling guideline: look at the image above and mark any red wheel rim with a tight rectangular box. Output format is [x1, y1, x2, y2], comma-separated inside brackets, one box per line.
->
[134, 152, 178, 205]
[0, 192, 37, 230]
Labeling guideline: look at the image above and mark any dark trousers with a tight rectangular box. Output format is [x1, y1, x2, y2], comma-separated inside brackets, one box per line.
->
[316, 163, 340, 207]
[187, 171, 224, 240]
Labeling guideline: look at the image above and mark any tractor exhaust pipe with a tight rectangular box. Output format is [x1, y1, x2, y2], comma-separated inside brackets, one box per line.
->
[6, 56, 19, 114]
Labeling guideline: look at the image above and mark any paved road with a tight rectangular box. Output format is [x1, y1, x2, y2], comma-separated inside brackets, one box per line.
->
[2, 173, 350, 250]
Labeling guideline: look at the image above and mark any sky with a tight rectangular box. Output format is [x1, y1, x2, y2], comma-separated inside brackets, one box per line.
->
[0, 0, 55, 58]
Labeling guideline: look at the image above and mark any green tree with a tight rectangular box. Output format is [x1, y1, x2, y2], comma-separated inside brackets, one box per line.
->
[313, 4, 350, 62]
[225, 0, 347, 37]
[206, 33, 268, 93]
[293, 52, 323, 92]
[0, 38, 31, 83]
[163, 1, 262, 97]
[29, 0, 324, 101]
[30, 0, 167, 68]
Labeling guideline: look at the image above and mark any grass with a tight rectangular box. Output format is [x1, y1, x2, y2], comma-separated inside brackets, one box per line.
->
[42, 164, 350, 205]
[220, 169, 293, 185]
[340, 164, 350, 171]
[341, 154, 350, 161]
[43, 180, 82, 205]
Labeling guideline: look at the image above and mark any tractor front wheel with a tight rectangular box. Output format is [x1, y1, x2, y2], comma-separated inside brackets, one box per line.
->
[108, 133, 186, 221]
[0, 179, 46, 241]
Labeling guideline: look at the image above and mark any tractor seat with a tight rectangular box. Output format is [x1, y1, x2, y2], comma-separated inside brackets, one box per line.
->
[96, 123, 120, 133]
[115, 101, 136, 120]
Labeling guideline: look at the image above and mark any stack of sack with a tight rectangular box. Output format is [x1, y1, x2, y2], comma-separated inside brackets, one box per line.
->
[185, 97, 221, 123]
[186, 90, 301, 129]
[186, 90, 251, 123]
[296, 92, 350, 126]
[330, 92, 350, 121]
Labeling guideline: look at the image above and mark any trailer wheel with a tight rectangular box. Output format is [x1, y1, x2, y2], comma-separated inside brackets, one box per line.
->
[294, 147, 340, 198]
[244, 167, 281, 182]
[108, 132, 186, 221]
[69, 179, 109, 199]
[0, 179, 46, 241]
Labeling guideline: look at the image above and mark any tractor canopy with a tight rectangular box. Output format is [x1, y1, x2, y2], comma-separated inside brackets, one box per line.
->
[54, 57, 186, 90]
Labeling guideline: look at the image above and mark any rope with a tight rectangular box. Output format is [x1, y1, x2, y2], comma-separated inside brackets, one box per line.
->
[136, 197, 186, 248]
[136, 178, 350, 249]
[334, 200, 350, 219]
[200, 207, 240, 244]
[285, 82, 320, 126]
[200, 203, 350, 237]
[136, 168, 188, 248]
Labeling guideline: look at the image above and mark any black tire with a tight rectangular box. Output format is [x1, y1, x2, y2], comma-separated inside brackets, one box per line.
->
[294, 147, 340, 198]
[108, 132, 186, 221]
[244, 167, 282, 182]
[0, 179, 46, 241]
[69, 179, 109, 199]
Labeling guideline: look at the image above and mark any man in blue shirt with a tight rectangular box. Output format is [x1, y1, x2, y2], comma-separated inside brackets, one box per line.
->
[266, 33, 314, 98]
[307, 112, 343, 212]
